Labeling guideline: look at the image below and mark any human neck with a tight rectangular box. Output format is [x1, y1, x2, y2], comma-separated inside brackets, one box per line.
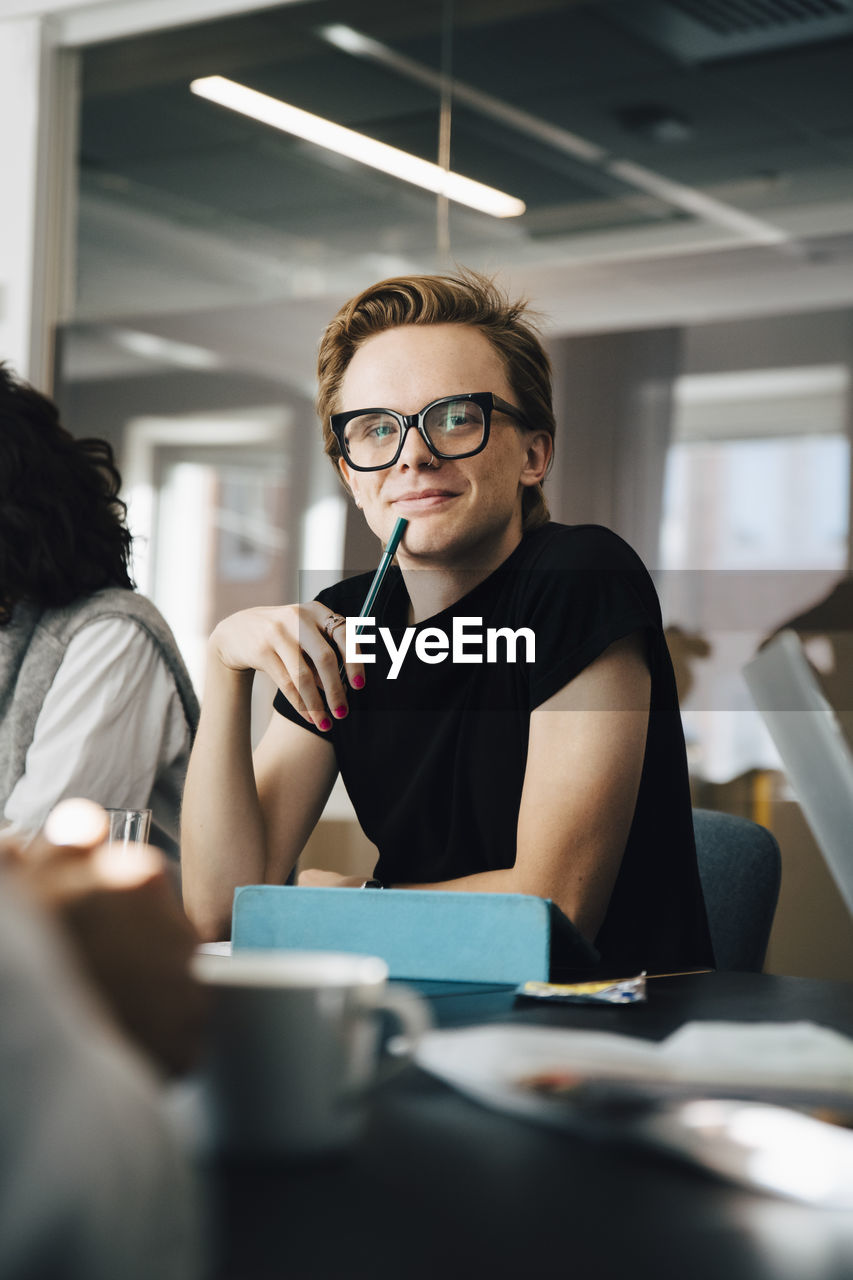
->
[399, 529, 523, 624]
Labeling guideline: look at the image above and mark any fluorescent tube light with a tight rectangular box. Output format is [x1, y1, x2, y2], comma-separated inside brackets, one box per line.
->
[190, 75, 525, 219]
[112, 328, 221, 370]
[318, 23, 791, 250]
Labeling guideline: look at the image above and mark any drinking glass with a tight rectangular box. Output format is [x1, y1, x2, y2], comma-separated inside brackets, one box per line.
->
[105, 807, 152, 849]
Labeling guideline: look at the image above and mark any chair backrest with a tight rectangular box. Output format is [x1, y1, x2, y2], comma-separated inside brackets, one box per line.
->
[693, 808, 782, 972]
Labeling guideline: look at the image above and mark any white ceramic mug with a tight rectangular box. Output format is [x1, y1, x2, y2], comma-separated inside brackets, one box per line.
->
[191, 950, 431, 1159]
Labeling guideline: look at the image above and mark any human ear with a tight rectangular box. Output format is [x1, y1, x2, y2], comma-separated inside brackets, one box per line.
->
[519, 431, 553, 488]
[338, 456, 361, 507]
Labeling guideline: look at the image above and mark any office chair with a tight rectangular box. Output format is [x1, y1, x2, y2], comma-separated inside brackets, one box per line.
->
[692, 808, 782, 972]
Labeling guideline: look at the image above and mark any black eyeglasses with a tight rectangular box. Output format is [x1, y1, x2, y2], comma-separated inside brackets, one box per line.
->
[330, 391, 528, 472]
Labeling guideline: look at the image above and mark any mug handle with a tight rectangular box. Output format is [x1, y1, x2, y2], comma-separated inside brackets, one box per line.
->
[368, 982, 433, 1085]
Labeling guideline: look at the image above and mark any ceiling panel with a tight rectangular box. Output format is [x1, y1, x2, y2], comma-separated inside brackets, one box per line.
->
[67, 0, 853, 387]
[609, 0, 853, 62]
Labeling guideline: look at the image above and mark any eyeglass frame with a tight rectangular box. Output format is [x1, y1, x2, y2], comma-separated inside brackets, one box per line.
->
[330, 391, 530, 472]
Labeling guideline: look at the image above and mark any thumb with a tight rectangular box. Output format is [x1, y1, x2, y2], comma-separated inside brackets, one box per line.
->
[38, 798, 110, 860]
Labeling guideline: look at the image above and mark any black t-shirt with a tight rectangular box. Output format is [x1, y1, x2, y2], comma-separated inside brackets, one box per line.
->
[274, 522, 713, 975]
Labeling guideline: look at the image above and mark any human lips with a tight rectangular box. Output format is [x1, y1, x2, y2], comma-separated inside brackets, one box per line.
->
[390, 487, 459, 509]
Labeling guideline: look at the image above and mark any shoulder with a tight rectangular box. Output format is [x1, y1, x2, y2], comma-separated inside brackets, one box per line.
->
[518, 522, 650, 576]
[82, 589, 182, 643]
[60, 614, 164, 666]
[511, 523, 658, 615]
[514, 527, 666, 708]
[38, 589, 175, 646]
[507, 523, 663, 645]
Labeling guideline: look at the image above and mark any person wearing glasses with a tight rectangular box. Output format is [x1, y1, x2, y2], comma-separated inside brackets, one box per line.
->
[182, 271, 712, 976]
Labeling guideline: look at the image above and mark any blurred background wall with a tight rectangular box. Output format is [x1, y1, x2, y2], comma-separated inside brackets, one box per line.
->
[3, 0, 853, 977]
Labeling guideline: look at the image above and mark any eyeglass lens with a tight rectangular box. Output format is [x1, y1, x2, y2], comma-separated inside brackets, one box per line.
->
[343, 398, 485, 467]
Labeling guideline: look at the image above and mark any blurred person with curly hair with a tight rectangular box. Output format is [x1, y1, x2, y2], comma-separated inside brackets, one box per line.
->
[0, 365, 198, 855]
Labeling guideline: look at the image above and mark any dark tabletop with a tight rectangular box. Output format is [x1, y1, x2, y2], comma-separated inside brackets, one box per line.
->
[206, 972, 853, 1280]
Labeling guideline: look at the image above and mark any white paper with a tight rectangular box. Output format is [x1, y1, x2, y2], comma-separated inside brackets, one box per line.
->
[415, 1021, 853, 1206]
[416, 1020, 853, 1109]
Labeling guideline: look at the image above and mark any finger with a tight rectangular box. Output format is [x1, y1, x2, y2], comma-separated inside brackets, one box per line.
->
[253, 644, 319, 726]
[304, 605, 356, 714]
[0, 832, 28, 868]
[293, 618, 350, 724]
[33, 798, 110, 863]
[274, 641, 337, 731]
[239, 620, 328, 728]
[92, 841, 165, 887]
[306, 636, 351, 723]
[339, 619, 367, 695]
[318, 608, 367, 694]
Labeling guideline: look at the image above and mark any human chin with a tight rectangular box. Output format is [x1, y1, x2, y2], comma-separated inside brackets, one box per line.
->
[393, 514, 458, 561]
[363, 499, 416, 552]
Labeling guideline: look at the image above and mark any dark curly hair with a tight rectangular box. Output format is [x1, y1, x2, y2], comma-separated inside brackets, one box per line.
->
[0, 364, 134, 625]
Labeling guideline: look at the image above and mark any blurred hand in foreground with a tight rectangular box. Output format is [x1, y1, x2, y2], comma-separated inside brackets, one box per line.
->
[1, 799, 207, 1075]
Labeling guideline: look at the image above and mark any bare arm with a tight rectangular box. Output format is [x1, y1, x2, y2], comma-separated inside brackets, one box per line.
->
[308, 634, 650, 943]
[181, 602, 363, 940]
[510, 632, 650, 939]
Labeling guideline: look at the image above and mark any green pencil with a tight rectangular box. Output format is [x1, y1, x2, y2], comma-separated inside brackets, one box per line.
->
[357, 516, 408, 624]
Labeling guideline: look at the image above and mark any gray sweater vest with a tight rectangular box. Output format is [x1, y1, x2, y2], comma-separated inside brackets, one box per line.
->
[0, 589, 200, 814]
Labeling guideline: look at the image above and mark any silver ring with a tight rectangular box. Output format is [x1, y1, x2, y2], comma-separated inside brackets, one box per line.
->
[323, 613, 346, 641]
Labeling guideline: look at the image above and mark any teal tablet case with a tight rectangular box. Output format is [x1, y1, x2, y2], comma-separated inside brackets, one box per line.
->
[231, 885, 598, 983]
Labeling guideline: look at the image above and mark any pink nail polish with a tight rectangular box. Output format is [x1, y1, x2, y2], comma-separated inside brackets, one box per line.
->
[334, 705, 348, 719]
[352, 674, 365, 689]
[318, 718, 332, 731]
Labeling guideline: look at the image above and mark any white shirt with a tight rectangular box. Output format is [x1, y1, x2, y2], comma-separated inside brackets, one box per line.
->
[3, 617, 192, 852]
[0, 870, 201, 1279]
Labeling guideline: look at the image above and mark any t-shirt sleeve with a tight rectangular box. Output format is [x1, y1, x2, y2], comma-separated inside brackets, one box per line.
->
[521, 526, 662, 710]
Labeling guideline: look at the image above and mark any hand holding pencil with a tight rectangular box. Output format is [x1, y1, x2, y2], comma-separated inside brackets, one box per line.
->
[208, 518, 408, 732]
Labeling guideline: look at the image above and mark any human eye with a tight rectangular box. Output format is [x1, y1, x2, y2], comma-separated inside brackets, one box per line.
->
[430, 400, 481, 435]
[348, 413, 399, 447]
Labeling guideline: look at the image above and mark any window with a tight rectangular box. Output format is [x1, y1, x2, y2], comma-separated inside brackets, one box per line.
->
[660, 365, 850, 782]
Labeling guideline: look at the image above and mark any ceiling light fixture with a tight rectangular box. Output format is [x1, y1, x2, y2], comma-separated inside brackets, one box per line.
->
[112, 327, 222, 370]
[318, 23, 790, 250]
[189, 75, 526, 220]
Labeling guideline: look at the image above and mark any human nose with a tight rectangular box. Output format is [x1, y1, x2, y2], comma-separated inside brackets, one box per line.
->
[396, 420, 438, 470]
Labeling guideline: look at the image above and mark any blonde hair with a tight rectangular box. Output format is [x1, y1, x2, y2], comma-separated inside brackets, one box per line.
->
[316, 269, 553, 531]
